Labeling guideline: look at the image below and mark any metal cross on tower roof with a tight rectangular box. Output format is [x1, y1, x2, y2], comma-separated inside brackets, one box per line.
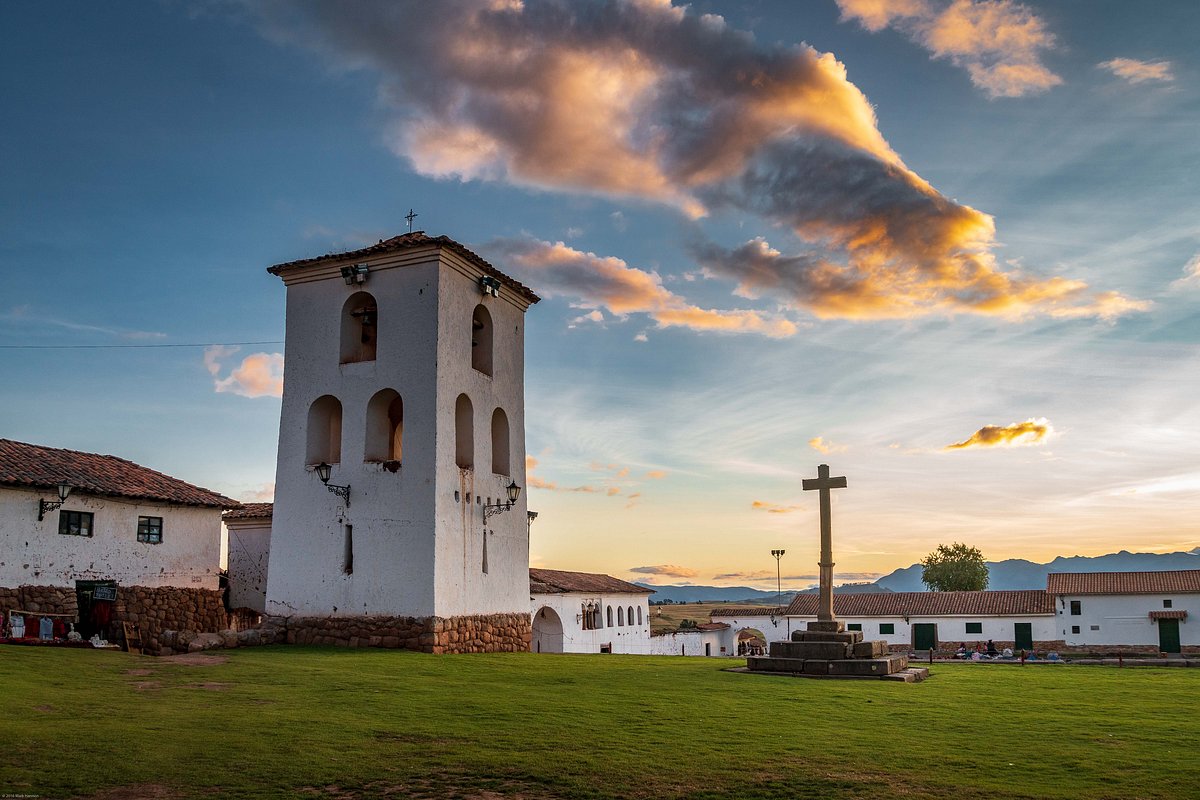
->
[405, 208, 418, 233]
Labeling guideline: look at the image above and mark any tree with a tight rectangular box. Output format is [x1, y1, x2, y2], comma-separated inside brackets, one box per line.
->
[921, 543, 988, 591]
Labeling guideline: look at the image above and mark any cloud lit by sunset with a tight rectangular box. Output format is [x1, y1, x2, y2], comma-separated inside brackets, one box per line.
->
[945, 418, 1052, 450]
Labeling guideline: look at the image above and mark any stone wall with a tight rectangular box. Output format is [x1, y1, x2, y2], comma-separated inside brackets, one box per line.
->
[0, 584, 227, 654]
[1059, 643, 1200, 656]
[265, 612, 532, 654]
[114, 587, 226, 654]
[0, 585, 78, 617]
[889, 639, 1067, 654]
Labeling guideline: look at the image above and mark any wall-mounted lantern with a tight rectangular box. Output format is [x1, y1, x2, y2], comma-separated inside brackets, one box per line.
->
[315, 462, 351, 507]
[38, 481, 73, 521]
[483, 480, 521, 521]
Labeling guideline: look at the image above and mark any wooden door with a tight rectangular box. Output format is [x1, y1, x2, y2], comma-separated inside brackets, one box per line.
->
[913, 623, 937, 651]
[1014, 622, 1033, 651]
[1158, 619, 1181, 654]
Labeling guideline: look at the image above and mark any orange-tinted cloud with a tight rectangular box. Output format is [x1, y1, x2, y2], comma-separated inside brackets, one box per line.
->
[838, 0, 1062, 98]
[629, 565, 700, 579]
[255, 1, 1139, 322]
[752, 500, 803, 514]
[945, 418, 1052, 450]
[645, 470, 668, 480]
[487, 237, 796, 337]
[240, 482, 276, 503]
[1099, 58, 1174, 85]
[809, 436, 846, 455]
[204, 346, 284, 399]
[693, 237, 1147, 321]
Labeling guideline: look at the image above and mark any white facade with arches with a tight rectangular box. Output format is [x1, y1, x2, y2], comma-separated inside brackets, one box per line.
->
[265, 233, 539, 621]
[529, 568, 652, 654]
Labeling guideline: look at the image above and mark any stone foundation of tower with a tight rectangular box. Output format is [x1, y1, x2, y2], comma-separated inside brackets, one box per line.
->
[265, 612, 532, 653]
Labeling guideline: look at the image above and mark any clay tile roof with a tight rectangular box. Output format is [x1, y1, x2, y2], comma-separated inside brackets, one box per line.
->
[695, 622, 730, 631]
[710, 606, 784, 618]
[223, 502, 274, 520]
[529, 568, 654, 595]
[1149, 610, 1187, 620]
[0, 439, 238, 509]
[267, 231, 540, 303]
[783, 590, 1055, 617]
[1047, 570, 1200, 595]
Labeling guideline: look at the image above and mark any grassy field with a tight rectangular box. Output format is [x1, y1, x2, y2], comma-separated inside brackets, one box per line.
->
[1, 646, 1197, 799]
[648, 602, 775, 632]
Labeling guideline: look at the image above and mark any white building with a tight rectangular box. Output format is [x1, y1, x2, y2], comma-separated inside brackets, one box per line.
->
[222, 503, 273, 613]
[0, 438, 233, 592]
[713, 590, 1059, 654]
[0, 438, 236, 644]
[530, 568, 652, 654]
[649, 623, 729, 657]
[264, 232, 540, 652]
[1048, 570, 1200, 654]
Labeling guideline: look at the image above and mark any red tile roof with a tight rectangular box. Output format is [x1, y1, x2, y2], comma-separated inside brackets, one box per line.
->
[710, 607, 784, 617]
[1149, 610, 1187, 620]
[695, 622, 730, 631]
[223, 502, 274, 520]
[529, 568, 654, 595]
[0, 439, 237, 509]
[783, 590, 1054, 617]
[1047, 570, 1200, 595]
[267, 231, 541, 303]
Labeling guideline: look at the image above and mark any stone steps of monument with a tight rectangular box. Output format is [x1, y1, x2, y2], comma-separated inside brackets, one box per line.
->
[747, 653, 909, 677]
[791, 630, 864, 644]
[881, 667, 930, 683]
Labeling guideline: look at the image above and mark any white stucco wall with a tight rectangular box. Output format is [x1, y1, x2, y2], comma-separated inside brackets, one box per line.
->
[433, 253, 530, 619]
[225, 519, 271, 612]
[266, 245, 534, 619]
[708, 613, 790, 655]
[1, 486, 221, 589]
[1055, 593, 1199, 647]
[649, 628, 726, 657]
[531, 592, 651, 654]
[785, 613, 1058, 648]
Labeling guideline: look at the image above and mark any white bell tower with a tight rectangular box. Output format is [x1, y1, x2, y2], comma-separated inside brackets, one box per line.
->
[263, 232, 538, 650]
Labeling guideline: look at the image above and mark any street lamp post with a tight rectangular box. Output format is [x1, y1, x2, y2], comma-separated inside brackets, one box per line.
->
[771, 549, 786, 610]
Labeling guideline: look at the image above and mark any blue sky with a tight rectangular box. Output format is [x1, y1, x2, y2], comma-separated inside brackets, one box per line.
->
[3, 1, 1199, 589]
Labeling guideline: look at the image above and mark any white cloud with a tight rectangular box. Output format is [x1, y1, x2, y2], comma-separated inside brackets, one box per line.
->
[1098, 58, 1174, 85]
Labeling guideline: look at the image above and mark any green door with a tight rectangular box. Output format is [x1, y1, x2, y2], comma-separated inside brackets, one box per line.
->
[1158, 619, 1181, 654]
[912, 623, 937, 651]
[1014, 622, 1033, 651]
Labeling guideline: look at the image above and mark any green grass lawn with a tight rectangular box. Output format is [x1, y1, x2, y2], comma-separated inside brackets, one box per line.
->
[1, 647, 1196, 799]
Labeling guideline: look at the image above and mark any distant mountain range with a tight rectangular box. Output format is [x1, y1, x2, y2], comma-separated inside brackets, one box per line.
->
[875, 548, 1200, 592]
[638, 548, 1200, 603]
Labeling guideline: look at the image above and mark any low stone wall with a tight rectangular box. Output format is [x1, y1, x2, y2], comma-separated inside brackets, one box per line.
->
[889, 639, 1066, 654]
[263, 612, 532, 654]
[114, 587, 226, 654]
[0, 584, 227, 655]
[0, 585, 78, 616]
[1059, 643, 1200, 656]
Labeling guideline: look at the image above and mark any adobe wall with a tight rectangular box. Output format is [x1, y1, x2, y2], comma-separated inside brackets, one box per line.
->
[264, 611, 532, 653]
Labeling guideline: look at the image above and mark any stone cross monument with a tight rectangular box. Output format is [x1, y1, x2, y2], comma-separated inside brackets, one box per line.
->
[802, 463, 847, 628]
[742, 462, 920, 680]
